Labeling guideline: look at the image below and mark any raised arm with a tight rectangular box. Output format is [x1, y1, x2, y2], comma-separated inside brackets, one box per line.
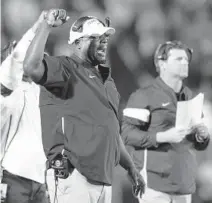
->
[12, 12, 46, 63]
[23, 18, 51, 83]
[0, 12, 45, 91]
[23, 9, 69, 83]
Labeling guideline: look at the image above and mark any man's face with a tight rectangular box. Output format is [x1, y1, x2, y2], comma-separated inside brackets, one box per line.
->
[162, 48, 189, 79]
[87, 33, 110, 65]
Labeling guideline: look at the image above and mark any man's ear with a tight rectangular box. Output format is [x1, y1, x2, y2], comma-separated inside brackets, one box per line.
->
[158, 60, 166, 72]
[74, 39, 82, 49]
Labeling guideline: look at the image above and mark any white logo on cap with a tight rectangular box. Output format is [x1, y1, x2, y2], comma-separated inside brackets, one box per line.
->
[86, 19, 100, 26]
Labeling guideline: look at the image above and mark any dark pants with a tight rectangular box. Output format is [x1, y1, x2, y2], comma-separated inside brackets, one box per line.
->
[2, 170, 50, 203]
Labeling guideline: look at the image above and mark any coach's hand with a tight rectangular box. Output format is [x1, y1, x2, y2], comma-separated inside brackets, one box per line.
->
[45, 9, 70, 27]
[193, 123, 209, 142]
[128, 166, 145, 198]
[156, 127, 194, 143]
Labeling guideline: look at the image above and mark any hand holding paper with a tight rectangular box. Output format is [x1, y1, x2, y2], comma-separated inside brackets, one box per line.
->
[175, 93, 204, 128]
[156, 127, 193, 143]
[193, 123, 209, 142]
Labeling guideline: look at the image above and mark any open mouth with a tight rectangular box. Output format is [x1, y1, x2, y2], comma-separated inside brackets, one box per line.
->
[97, 47, 107, 57]
[97, 50, 106, 56]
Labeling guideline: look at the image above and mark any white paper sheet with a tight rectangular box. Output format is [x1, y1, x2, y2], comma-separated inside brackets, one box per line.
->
[175, 93, 204, 128]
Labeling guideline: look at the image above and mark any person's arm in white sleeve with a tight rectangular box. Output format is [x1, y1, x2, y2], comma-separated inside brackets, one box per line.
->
[0, 11, 47, 91]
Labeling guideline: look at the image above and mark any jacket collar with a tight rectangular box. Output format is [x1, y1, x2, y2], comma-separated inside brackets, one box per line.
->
[155, 76, 189, 104]
[70, 54, 111, 82]
[156, 76, 186, 94]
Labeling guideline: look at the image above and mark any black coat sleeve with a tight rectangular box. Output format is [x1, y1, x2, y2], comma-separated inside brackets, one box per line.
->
[121, 89, 158, 148]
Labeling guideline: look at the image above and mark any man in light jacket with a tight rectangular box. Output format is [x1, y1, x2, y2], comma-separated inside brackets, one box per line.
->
[0, 11, 50, 203]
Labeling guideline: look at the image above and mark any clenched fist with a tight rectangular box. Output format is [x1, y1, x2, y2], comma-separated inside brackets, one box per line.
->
[44, 9, 69, 27]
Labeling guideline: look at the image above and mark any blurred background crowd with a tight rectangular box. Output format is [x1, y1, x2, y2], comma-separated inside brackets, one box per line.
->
[1, 0, 212, 202]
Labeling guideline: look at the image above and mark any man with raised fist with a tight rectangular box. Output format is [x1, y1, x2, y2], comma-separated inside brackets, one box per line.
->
[24, 9, 145, 203]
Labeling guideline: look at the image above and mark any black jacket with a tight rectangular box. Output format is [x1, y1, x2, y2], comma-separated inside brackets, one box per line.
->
[39, 54, 120, 185]
[122, 77, 210, 194]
